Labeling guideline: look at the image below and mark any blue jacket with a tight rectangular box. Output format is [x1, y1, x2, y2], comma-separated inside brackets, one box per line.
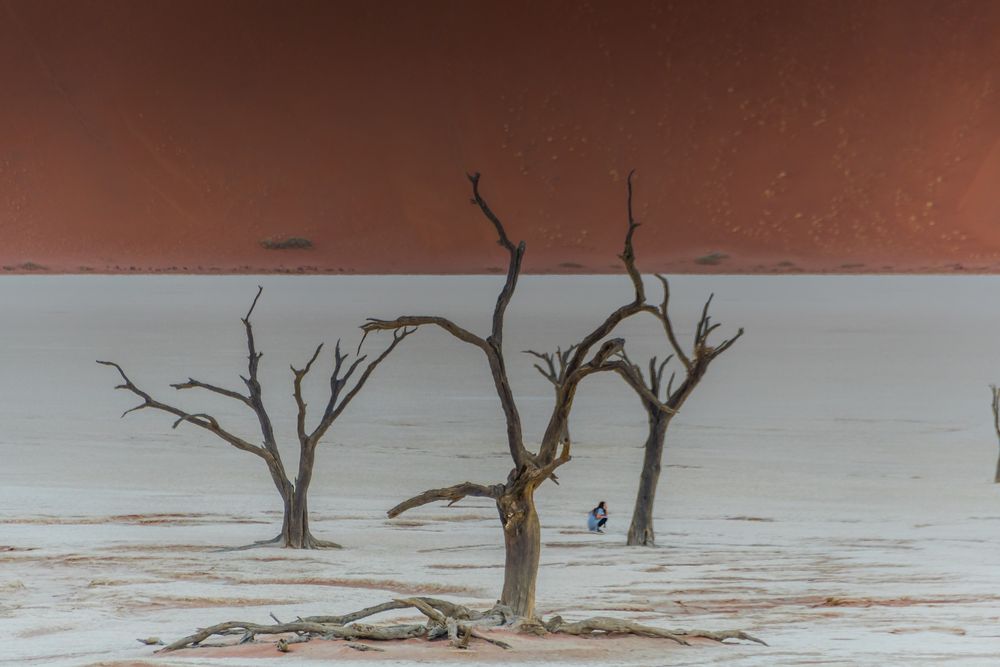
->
[587, 508, 606, 530]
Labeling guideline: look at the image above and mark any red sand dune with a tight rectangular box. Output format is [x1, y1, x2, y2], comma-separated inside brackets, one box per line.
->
[3, 0, 1000, 274]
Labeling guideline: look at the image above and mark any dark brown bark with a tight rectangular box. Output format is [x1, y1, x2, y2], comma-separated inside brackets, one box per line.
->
[99, 288, 411, 549]
[626, 408, 669, 546]
[497, 483, 541, 619]
[368, 172, 650, 619]
[991, 385, 1000, 483]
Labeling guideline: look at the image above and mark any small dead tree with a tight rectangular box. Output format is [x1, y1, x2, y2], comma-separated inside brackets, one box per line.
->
[363, 172, 663, 620]
[97, 288, 411, 548]
[991, 385, 1000, 483]
[615, 279, 743, 546]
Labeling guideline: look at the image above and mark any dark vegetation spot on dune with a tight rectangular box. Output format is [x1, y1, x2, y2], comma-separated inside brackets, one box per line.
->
[486, 266, 504, 273]
[695, 251, 728, 266]
[776, 260, 796, 267]
[260, 236, 314, 250]
[19, 261, 47, 271]
[559, 261, 585, 269]
[840, 262, 865, 269]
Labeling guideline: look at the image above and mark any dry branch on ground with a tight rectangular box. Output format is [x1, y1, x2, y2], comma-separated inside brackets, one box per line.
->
[156, 597, 764, 653]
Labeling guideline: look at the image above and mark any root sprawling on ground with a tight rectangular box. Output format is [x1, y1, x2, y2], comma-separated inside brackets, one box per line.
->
[157, 597, 764, 653]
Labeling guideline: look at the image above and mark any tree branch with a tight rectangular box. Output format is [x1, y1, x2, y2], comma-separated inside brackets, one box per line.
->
[620, 169, 647, 306]
[239, 287, 281, 465]
[362, 316, 488, 352]
[617, 281, 743, 420]
[537, 170, 653, 462]
[710, 328, 745, 359]
[651, 274, 692, 371]
[309, 328, 415, 444]
[96, 360, 268, 460]
[291, 343, 325, 446]
[170, 379, 252, 407]
[604, 359, 677, 414]
[468, 172, 526, 346]
[524, 349, 558, 384]
[363, 175, 531, 470]
[536, 439, 572, 481]
[992, 385, 1000, 441]
[387, 481, 503, 518]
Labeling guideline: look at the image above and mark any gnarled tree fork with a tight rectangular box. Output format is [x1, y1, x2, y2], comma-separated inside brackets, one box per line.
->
[363, 171, 657, 620]
[614, 276, 743, 546]
[97, 287, 412, 548]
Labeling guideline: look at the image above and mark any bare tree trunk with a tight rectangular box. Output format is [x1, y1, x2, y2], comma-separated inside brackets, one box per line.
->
[627, 409, 669, 546]
[279, 444, 330, 548]
[497, 484, 541, 619]
[992, 385, 1000, 483]
[281, 492, 313, 548]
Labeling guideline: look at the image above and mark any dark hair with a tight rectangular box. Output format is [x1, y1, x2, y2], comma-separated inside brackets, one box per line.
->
[592, 500, 606, 513]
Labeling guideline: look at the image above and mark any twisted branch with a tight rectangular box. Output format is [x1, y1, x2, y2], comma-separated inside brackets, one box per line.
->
[544, 615, 766, 646]
[622, 277, 744, 413]
[309, 327, 415, 444]
[362, 174, 530, 469]
[170, 379, 251, 407]
[96, 361, 267, 460]
[387, 481, 504, 518]
[536, 170, 655, 462]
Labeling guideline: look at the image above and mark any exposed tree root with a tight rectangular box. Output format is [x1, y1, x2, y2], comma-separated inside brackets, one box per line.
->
[214, 532, 343, 553]
[214, 534, 283, 553]
[543, 615, 767, 646]
[158, 597, 511, 653]
[346, 641, 385, 652]
[156, 597, 763, 654]
[298, 534, 343, 550]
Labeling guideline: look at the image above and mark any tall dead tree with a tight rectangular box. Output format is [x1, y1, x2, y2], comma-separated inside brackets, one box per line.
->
[98, 288, 411, 548]
[362, 171, 661, 620]
[991, 385, 1000, 483]
[615, 279, 742, 546]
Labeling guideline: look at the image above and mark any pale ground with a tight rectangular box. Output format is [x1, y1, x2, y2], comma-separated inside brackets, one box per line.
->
[2, 275, 1000, 666]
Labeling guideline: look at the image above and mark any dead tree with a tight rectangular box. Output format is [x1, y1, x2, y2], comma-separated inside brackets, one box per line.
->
[362, 172, 662, 620]
[615, 278, 743, 546]
[150, 174, 764, 653]
[991, 385, 1000, 483]
[97, 288, 411, 548]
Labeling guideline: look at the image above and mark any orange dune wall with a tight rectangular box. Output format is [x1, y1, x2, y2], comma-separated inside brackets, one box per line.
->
[2, 0, 1000, 274]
